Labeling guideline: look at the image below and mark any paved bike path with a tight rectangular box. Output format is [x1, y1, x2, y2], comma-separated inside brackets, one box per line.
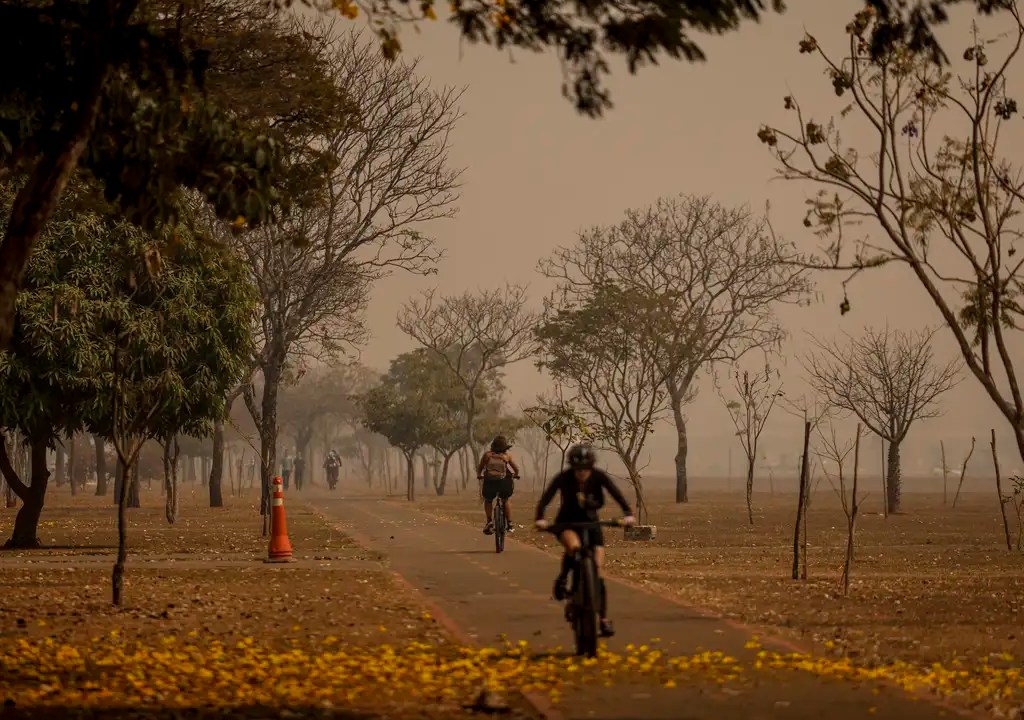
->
[313, 496, 958, 720]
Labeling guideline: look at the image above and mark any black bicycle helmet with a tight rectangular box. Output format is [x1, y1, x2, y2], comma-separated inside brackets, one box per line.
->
[567, 443, 596, 469]
[491, 435, 511, 452]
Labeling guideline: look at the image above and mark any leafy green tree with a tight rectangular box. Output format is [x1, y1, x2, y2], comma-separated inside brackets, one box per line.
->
[358, 359, 439, 501]
[87, 221, 254, 605]
[536, 283, 669, 522]
[278, 363, 374, 463]
[398, 285, 537, 463]
[523, 388, 595, 470]
[0, 205, 112, 547]
[0, 181, 254, 554]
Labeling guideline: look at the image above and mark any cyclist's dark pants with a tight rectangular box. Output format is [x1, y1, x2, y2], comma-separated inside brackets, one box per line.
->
[482, 474, 514, 502]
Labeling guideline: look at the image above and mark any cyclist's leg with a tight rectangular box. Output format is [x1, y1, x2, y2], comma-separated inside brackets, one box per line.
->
[482, 480, 497, 533]
[501, 475, 515, 530]
[554, 529, 581, 599]
[591, 527, 614, 636]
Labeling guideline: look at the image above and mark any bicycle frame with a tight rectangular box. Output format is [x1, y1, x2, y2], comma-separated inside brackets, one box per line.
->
[543, 519, 621, 657]
[485, 473, 519, 554]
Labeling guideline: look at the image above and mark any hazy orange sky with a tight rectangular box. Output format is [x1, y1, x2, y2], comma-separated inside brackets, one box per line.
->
[341, 2, 1024, 477]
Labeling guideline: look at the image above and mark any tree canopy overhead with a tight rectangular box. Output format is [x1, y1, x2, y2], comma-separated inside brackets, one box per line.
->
[341, 0, 1011, 117]
[0, 0, 349, 353]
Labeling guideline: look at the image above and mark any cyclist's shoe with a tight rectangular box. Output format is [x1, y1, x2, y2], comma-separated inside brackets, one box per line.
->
[483, 521, 495, 535]
[599, 619, 615, 637]
[553, 575, 568, 601]
[506, 525, 516, 535]
[564, 604, 574, 622]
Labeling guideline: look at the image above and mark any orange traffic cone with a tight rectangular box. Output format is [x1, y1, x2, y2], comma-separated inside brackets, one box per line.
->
[266, 475, 294, 563]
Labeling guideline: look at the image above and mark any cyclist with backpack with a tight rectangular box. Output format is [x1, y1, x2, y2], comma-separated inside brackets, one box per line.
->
[477, 435, 521, 535]
[323, 450, 341, 490]
[534, 444, 635, 638]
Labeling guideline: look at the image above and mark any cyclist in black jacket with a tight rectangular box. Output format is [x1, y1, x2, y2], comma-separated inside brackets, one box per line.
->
[534, 444, 635, 637]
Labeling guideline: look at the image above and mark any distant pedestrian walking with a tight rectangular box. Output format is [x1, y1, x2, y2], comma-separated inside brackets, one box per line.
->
[294, 452, 306, 491]
[281, 451, 294, 490]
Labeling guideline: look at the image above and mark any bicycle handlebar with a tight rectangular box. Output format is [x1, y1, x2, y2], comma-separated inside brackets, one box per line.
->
[538, 519, 626, 532]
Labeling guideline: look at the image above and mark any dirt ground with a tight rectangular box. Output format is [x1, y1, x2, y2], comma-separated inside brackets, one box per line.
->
[0, 485, 538, 720]
[412, 481, 1024, 672]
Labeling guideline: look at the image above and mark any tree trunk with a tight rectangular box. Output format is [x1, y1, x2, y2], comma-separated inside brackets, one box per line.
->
[420, 453, 430, 490]
[745, 457, 756, 525]
[55, 442, 66, 488]
[668, 382, 690, 503]
[623, 460, 648, 524]
[92, 434, 105, 495]
[209, 417, 225, 508]
[112, 448, 135, 606]
[886, 440, 902, 514]
[113, 458, 124, 505]
[434, 451, 454, 496]
[127, 461, 140, 508]
[6, 437, 51, 548]
[792, 421, 811, 580]
[163, 436, 180, 524]
[405, 452, 416, 501]
[68, 434, 78, 496]
[257, 358, 284, 536]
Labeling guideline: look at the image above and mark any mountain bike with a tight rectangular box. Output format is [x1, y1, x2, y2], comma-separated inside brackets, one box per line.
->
[492, 474, 520, 553]
[542, 519, 623, 658]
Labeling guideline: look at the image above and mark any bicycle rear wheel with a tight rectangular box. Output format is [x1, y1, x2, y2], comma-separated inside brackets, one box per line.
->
[573, 557, 599, 657]
[494, 500, 505, 553]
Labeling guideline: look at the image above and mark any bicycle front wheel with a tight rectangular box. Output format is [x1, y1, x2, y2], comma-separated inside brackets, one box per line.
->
[574, 557, 599, 657]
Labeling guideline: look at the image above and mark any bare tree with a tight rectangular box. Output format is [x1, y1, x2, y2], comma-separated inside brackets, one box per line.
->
[536, 283, 669, 523]
[1003, 474, 1024, 550]
[802, 327, 960, 513]
[719, 363, 783, 525]
[397, 284, 537, 464]
[951, 436, 977, 508]
[815, 421, 867, 596]
[991, 429, 1015, 551]
[540, 195, 809, 504]
[758, 5, 1024, 469]
[217, 29, 462, 527]
[515, 424, 551, 491]
[783, 393, 835, 579]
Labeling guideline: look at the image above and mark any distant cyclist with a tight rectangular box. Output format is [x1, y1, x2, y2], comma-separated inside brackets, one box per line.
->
[534, 444, 635, 638]
[477, 435, 520, 535]
[323, 450, 341, 490]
